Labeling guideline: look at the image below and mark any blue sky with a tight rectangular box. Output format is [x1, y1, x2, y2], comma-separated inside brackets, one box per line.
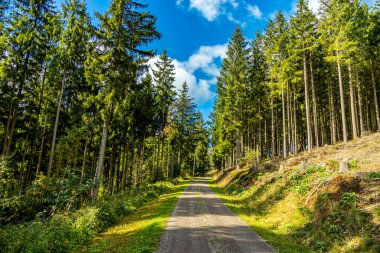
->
[57, 0, 376, 120]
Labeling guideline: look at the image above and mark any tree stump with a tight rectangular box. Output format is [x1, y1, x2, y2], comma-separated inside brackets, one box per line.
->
[252, 157, 259, 173]
[339, 158, 350, 173]
[299, 160, 309, 172]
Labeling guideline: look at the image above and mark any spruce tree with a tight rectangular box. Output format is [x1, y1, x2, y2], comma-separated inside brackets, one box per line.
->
[1, 0, 57, 155]
[152, 49, 176, 178]
[218, 26, 249, 167]
[47, 0, 92, 176]
[291, 0, 318, 151]
[87, 0, 160, 201]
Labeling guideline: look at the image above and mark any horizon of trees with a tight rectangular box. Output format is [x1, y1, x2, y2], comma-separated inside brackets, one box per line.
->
[211, 0, 380, 169]
[0, 0, 209, 205]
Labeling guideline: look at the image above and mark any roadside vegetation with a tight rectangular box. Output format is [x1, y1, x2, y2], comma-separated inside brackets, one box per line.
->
[212, 133, 380, 253]
[80, 179, 189, 253]
[0, 179, 188, 253]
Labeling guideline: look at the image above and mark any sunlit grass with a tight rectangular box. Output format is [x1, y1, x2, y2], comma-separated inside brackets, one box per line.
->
[79, 180, 190, 253]
[210, 181, 311, 253]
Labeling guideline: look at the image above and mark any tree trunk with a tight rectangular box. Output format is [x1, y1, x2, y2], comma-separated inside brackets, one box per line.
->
[348, 63, 358, 139]
[192, 153, 196, 177]
[93, 113, 109, 201]
[36, 116, 48, 175]
[303, 52, 312, 151]
[337, 57, 348, 143]
[287, 86, 291, 154]
[121, 142, 128, 189]
[370, 59, 380, 131]
[356, 71, 365, 134]
[2, 82, 15, 154]
[293, 91, 298, 154]
[48, 74, 65, 177]
[236, 129, 242, 169]
[310, 59, 319, 147]
[328, 80, 337, 144]
[80, 135, 88, 183]
[271, 97, 275, 157]
[282, 87, 287, 158]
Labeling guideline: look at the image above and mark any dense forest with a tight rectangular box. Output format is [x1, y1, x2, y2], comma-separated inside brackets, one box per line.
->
[0, 0, 380, 252]
[211, 0, 380, 169]
[0, 0, 209, 223]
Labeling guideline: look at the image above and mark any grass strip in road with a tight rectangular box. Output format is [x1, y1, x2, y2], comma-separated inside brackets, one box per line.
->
[79, 180, 190, 253]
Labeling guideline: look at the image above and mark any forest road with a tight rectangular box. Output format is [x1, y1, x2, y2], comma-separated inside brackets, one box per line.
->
[157, 177, 275, 253]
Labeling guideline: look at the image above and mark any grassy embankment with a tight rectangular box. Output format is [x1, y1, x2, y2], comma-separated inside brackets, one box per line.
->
[79, 179, 189, 253]
[211, 133, 380, 252]
[0, 179, 189, 253]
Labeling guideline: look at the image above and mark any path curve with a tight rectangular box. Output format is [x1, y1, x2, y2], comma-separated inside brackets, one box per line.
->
[157, 178, 275, 253]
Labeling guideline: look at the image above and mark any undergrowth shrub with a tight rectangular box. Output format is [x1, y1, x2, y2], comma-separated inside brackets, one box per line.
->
[301, 190, 375, 252]
[368, 172, 380, 179]
[0, 181, 175, 253]
[0, 174, 94, 224]
[291, 174, 310, 195]
[240, 150, 259, 168]
[349, 159, 359, 169]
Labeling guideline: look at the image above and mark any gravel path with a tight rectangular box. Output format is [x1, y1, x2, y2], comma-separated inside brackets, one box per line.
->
[157, 178, 275, 253]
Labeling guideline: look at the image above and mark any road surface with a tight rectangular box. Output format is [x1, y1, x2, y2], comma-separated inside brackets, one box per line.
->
[157, 178, 275, 253]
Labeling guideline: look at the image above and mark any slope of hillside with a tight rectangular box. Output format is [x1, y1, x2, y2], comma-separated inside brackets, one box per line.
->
[212, 133, 380, 253]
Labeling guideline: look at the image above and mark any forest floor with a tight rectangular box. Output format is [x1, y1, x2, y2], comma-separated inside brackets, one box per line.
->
[78, 180, 190, 253]
[211, 132, 380, 252]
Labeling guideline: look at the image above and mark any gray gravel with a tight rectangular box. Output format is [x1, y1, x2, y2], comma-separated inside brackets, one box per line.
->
[157, 178, 275, 253]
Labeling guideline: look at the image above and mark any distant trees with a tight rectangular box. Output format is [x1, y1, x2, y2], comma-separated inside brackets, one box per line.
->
[0, 0, 209, 205]
[211, 0, 380, 168]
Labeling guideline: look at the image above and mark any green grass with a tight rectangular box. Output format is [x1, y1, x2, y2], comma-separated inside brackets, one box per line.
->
[210, 167, 380, 253]
[79, 180, 190, 253]
[210, 181, 311, 253]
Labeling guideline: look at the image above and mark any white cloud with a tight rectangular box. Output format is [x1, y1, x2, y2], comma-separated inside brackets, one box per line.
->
[246, 5, 262, 19]
[189, 0, 240, 21]
[148, 44, 228, 105]
[308, 0, 320, 14]
[227, 13, 247, 27]
[186, 44, 227, 73]
[176, 0, 183, 6]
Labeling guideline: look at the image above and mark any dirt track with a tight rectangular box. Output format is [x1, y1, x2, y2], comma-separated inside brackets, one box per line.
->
[157, 178, 275, 253]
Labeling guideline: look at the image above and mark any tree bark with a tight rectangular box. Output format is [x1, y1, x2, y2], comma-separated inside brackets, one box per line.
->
[282, 87, 287, 158]
[348, 63, 358, 139]
[48, 74, 66, 177]
[271, 97, 275, 157]
[303, 51, 312, 151]
[336, 57, 348, 143]
[80, 134, 88, 183]
[370, 59, 380, 131]
[310, 58, 319, 147]
[294, 92, 298, 154]
[356, 71, 365, 134]
[192, 153, 196, 177]
[93, 113, 109, 201]
[328, 80, 337, 144]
